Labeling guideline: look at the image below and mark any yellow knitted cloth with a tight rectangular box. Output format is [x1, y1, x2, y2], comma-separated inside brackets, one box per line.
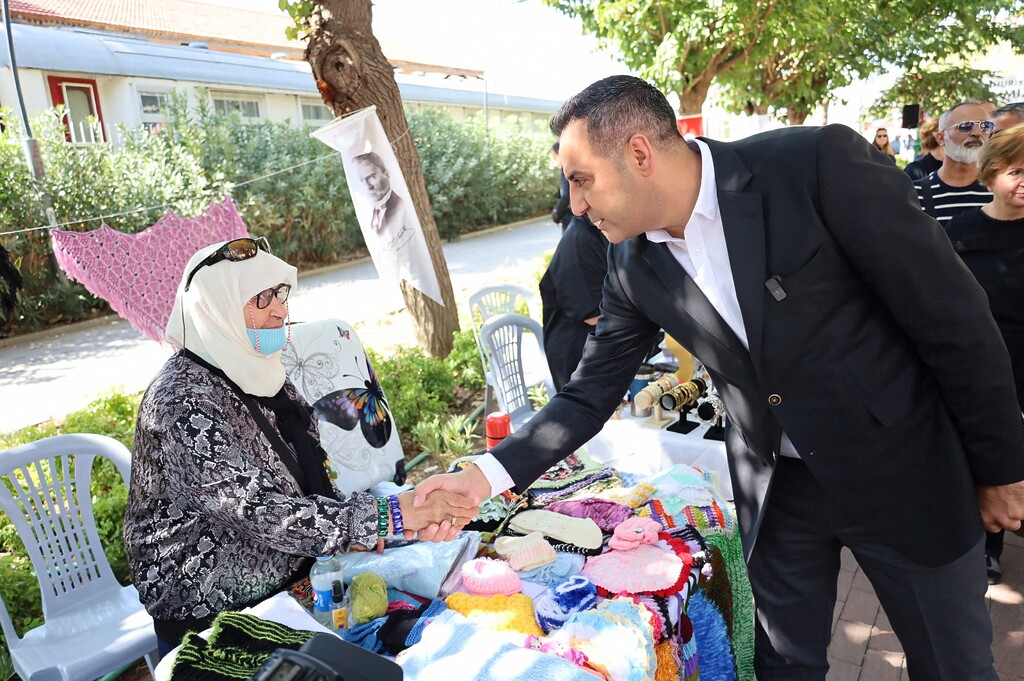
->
[445, 592, 544, 636]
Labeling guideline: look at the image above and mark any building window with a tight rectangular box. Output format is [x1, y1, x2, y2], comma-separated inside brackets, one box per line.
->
[47, 76, 106, 143]
[211, 92, 263, 122]
[139, 91, 169, 135]
[301, 100, 333, 125]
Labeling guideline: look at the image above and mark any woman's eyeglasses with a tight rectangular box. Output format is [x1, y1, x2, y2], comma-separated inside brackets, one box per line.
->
[944, 120, 995, 135]
[184, 237, 271, 291]
[254, 283, 291, 309]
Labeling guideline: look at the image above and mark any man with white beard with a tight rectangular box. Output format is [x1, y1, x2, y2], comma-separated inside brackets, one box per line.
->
[914, 101, 995, 226]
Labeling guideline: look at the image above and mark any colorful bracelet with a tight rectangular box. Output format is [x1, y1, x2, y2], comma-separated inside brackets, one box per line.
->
[376, 497, 390, 537]
[387, 494, 404, 535]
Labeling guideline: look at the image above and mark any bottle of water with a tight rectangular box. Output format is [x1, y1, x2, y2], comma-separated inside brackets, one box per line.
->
[309, 555, 343, 628]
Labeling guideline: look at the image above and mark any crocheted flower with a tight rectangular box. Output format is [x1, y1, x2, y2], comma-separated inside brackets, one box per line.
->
[608, 516, 663, 551]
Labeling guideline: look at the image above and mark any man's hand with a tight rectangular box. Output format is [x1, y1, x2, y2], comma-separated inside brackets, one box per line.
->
[976, 480, 1024, 533]
[411, 465, 493, 542]
[395, 489, 478, 543]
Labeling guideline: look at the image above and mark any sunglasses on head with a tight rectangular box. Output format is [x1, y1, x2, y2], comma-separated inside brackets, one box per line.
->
[253, 283, 291, 309]
[184, 237, 271, 292]
[944, 120, 995, 135]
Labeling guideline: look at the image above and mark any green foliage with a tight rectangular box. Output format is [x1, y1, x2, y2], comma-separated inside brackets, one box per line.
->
[444, 328, 486, 392]
[528, 384, 551, 411]
[0, 97, 552, 338]
[367, 346, 457, 441]
[869, 66, 1002, 121]
[410, 413, 480, 470]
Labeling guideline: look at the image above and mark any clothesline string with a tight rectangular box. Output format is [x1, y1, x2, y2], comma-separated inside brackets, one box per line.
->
[0, 121, 416, 239]
[0, 151, 340, 238]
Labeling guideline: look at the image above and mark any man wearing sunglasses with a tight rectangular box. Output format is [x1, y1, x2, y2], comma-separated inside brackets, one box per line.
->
[914, 101, 994, 225]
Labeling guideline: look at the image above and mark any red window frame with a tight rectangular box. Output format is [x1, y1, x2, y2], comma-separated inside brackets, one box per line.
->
[46, 76, 106, 142]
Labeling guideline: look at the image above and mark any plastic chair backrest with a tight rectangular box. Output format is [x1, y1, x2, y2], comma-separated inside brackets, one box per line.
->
[281, 319, 404, 496]
[467, 284, 535, 410]
[478, 312, 556, 430]
[0, 433, 129, 621]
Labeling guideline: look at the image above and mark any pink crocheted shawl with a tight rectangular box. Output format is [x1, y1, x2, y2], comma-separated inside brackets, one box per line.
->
[50, 197, 249, 343]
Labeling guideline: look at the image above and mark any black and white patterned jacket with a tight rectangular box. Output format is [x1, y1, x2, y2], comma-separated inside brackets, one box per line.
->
[124, 352, 377, 624]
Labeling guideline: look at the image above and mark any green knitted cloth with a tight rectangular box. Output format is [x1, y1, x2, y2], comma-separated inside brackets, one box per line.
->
[170, 611, 314, 681]
[706, 529, 754, 681]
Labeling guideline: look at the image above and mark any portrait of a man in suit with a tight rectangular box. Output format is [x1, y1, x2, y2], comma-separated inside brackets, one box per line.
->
[352, 151, 415, 253]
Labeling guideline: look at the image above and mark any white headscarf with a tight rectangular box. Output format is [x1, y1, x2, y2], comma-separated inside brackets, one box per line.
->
[165, 241, 298, 397]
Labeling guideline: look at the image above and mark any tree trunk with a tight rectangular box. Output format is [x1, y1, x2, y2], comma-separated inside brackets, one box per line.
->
[786, 109, 810, 125]
[677, 78, 713, 117]
[304, 0, 458, 358]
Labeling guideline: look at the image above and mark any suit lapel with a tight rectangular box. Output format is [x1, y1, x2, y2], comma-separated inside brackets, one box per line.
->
[703, 138, 768, 370]
[639, 238, 748, 364]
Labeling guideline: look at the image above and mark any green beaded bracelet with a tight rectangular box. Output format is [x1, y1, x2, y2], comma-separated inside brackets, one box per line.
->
[376, 497, 389, 537]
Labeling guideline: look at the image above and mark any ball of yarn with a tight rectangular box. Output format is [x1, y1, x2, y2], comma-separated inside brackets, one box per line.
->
[350, 572, 389, 624]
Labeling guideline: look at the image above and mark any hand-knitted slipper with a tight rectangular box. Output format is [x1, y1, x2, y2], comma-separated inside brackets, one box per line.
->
[508, 509, 604, 551]
[533, 575, 598, 633]
[461, 557, 522, 596]
[494, 532, 557, 571]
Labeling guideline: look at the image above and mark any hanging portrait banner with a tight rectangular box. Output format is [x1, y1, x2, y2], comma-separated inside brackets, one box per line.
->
[312, 106, 443, 305]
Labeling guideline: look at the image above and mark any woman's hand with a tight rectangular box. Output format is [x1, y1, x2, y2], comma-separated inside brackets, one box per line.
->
[396, 489, 478, 542]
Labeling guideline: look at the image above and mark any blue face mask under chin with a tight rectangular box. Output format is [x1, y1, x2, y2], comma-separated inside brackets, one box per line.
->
[246, 326, 287, 354]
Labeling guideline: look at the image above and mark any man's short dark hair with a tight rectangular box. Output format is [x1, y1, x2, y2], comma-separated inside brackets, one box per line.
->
[993, 102, 1024, 120]
[549, 76, 680, 159]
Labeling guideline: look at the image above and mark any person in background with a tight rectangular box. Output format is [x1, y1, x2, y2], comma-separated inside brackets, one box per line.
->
[124, 239, 476, 658]
[414, 75, 1024, 680]
[871, 127, 897, 162]
[539, 213, 608, 390]
[550, 142, 573, 232]
[945, 122, 1024, 585]
[914, 101, 994, 225]
[991, 102, 1024, 137]
[904, 118, 943, 181]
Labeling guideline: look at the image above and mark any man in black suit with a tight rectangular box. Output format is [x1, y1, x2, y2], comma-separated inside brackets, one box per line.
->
[416, 76, 1024, 679]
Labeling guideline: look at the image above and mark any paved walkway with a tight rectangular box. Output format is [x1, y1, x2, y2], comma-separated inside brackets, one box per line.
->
[827, 531, 1024, 680]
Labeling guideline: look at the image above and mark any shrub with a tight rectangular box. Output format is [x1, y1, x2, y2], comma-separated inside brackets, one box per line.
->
[0, 100, 555, 338]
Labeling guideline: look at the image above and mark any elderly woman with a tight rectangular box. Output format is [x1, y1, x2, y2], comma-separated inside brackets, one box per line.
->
[124, 238, 476, 656]
[945, 122, 1024, 585]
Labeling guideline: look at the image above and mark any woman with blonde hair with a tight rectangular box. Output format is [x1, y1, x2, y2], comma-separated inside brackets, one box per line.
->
[871, 127, 897, 162]
[945, 122, 1024, 585]
[904, 118, 944, 180]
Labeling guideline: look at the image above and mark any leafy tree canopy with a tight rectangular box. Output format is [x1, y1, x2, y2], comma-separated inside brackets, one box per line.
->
[868, 65, 1002, 121]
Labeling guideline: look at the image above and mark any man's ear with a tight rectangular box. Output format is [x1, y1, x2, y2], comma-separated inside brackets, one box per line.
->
[627, 134, 655, 176]
[936, 129, 946, 147]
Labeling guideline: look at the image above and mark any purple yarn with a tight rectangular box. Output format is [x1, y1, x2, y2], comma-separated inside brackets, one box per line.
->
[547, 498, 635, 533]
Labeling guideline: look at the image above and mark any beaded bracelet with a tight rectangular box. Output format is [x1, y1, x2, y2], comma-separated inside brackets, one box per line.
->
[387, 494, 404, 535]
[376, 497, 390, 537]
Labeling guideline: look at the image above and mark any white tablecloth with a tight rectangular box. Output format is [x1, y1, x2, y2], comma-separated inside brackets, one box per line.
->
[584, 408, 732, 499]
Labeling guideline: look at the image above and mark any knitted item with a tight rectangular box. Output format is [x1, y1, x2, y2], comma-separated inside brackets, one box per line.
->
[607, 517, 662, 551]
[494, 532, 558, 571]
[350, 572, 389, 624]
[508, 509, 604, 551]
[169, 612, 313, 681]
[338, 616, 386, 653]
[550, 598, 657, 681]
[517, 551, 586, 586]
[584, 533, 693, 598]
[445, 592, 544, 636]
[404, 598, 448, 649]
[530, 469, 622, 506]
[461, 557, 522, 596]
[654, 638, 682, 681]
[527, 451, 624, 506]
[679, 609, 700, 681]
[398, 609, 596, 681]
[547, 497, 635, 533]
[705, 531, 755, 681]
[594, 481, 657, 509]
[533, 575, 598, 634]
[688, 590, 736, 681]
[700, 545, 735, 637]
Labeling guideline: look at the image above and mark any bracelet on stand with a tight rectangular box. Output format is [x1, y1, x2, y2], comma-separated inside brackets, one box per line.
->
[387, 494, 404, 535]
[376, 497, 390, 537]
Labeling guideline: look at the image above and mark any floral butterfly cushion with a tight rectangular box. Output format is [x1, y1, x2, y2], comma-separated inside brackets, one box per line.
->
[281, 318, 404, 496]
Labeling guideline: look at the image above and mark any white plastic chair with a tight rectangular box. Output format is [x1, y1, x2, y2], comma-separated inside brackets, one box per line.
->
[467, 285, 536, 412]
[0, 434, 158, 681]
[478, 312, 557, 431]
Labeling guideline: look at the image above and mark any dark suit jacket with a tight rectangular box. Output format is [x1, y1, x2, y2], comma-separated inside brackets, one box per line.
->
[493, 124, 1024, 566]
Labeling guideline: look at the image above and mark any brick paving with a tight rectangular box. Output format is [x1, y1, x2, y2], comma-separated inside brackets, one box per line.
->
[827, 531, 1024, 680]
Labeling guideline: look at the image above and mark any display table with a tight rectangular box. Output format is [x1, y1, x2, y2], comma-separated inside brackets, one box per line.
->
[585, 407, 732, 499]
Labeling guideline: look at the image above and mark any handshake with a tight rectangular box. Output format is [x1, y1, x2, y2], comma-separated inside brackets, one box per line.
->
[392, 463, 495, 543]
